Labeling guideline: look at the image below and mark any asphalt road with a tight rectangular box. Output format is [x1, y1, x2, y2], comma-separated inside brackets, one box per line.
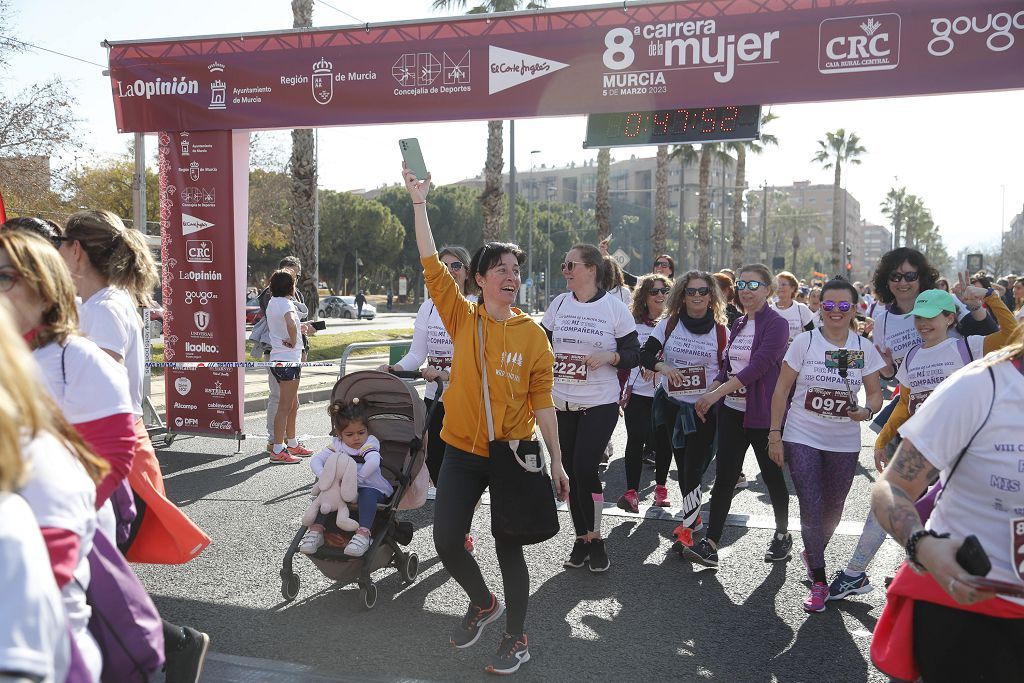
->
[137, 392, 901, 682]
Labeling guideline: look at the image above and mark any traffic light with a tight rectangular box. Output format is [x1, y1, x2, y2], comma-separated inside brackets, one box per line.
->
[846, 246, 853, 273]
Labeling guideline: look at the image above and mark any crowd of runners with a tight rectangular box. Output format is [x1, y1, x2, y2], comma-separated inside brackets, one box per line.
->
[2, 161, 1022, 680]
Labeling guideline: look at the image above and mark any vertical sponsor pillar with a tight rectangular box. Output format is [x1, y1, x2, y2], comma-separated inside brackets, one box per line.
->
[158, 130, 249, 437]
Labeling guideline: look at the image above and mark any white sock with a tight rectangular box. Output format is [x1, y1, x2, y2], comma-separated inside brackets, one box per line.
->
[287, 437, 298, 448]
[273, 444, 285, 454]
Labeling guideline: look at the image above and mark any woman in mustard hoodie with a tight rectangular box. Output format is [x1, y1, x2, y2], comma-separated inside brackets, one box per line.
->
[402, 163, 569, 676]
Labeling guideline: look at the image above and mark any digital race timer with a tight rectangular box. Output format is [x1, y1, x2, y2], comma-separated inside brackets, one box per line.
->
[584, 105, 762, 148]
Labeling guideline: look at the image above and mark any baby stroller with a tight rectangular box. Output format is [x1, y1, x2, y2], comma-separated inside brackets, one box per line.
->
[280, 369, 439, 609]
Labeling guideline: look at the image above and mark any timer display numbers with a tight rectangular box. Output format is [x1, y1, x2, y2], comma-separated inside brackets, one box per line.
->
[584, 105, 762, 148]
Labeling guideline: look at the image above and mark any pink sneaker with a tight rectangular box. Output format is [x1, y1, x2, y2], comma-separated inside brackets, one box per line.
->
[653, 485, 670, 508]
[287, 443, 314, 457]
[616, 489, 639, 514]
[269, 450, 301, 465]
[804, 582, 828, 613]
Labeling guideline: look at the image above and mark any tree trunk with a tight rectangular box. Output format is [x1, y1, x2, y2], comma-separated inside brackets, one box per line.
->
[480, 120, 504, 243]
[830, 160, 843, 273]
[289, 0, 319, 313]
[653, 145, 669, 259]
[697, 146, 712, 270]
[595, 148, 611, 241]
[677, 154, 687, 269]
[731, 146, 746, 271]
[792, 230, 800, 274]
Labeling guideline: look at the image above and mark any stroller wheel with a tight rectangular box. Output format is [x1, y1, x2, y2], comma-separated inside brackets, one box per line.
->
[281, 573, 300, 602]
[400, 552, 420, 583]
[360, 583, 378, 610]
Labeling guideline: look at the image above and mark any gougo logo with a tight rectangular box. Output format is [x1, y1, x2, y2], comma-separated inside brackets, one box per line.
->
[928, 10, 1024, 56]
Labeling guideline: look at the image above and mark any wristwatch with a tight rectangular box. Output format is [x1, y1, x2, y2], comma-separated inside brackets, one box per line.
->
[905, 528, 950, 572]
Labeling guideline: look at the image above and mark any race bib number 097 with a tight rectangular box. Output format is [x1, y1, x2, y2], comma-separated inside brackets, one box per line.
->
[554, 353, 588, 384]
[667, 366, 707, 396]
[804, 386, 851, 421]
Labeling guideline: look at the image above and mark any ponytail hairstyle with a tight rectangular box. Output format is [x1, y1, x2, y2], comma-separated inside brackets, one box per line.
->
[569, 243, 608, 287]
[0, 302, 109, 486]
[328, 396, 369, 435]
[64, 210, 159, 307]
[0, 230, 80, 349]
[602, 255, 626, 291]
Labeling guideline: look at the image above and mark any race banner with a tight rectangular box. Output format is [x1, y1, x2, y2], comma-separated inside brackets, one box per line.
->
[107, 0, 1024, 133]
[158, 130, 248, 437]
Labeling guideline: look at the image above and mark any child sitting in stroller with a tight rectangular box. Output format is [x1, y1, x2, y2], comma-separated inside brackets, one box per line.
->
[300, 398, 394, 557]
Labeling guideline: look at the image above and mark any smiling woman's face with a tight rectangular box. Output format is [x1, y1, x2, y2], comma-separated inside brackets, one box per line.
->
[476, 252, 521, 307]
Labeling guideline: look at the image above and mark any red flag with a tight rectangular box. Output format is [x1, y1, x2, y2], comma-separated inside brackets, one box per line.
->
[0, 190, 6, 224]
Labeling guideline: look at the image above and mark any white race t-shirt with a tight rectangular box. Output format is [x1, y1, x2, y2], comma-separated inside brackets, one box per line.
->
[32, 337, 134, 424]
[782, 329, 885, 451]
[78, 286, 144, 416]
[542, 292, 636, 406]
[650, 317, 724, 405]
[609, 285, 632, 306]
[895, 336, 986, 415]
[899, 358, 1024, 606]
[0, 492, 69, 683]
[395, 296, 477, 401]
[625, 320, 657, 398]
[266, 296, 302, 363]
[19, 432, 101, 681]
[724, 321, 755, 412]
[774, 301, 814, 344]
[873, 301, 970, 370]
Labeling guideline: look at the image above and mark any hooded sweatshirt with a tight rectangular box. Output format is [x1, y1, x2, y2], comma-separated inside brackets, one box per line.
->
[421, 254, 555, 457]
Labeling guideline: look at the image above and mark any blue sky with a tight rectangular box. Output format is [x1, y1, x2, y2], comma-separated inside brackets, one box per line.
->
[4, 0, 1023, 253]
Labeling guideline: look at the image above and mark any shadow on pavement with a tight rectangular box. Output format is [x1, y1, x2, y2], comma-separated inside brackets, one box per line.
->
[160, 452, 277, 506]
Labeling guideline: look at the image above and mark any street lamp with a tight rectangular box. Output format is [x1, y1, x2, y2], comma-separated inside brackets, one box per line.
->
[529, 149, 541, 313]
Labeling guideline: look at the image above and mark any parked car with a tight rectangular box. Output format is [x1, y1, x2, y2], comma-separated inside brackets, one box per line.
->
[146, 305, 164, 339]
[318, 295, 376, 320]
[245, 296, 264, 326]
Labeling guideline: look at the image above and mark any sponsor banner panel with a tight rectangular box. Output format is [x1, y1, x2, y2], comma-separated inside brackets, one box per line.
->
[108, 0, 1024, 133]
[159, 130, 246, 437]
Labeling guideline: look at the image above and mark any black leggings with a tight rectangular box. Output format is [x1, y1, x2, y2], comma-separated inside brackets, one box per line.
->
[423, 397, 446, 485]
[557, 403, 619, 536]
[623, 394, 654, 491]
[653, 395, 716, 525]
[706, 405, 789, 544]
[913, 600, 1024, 682]
[434, 446, 528, 636]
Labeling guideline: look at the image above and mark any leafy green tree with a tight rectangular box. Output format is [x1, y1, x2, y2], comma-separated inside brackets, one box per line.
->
[669, 144, 698, 267]
[725, 112, 778, 270]
[813, 129, 866, 272]
[318, 190, 405, 293]
[880, 186, 908, 248]
[66, 154, 159, 231]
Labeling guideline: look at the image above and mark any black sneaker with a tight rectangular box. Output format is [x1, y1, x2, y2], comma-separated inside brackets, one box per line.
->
[563, 539, 589, 568]
[588, 539, 610, 573]
[679, 538, 719, 568]
[164, 626, 210, 683]
[451, 594, 505, 649]
[765, 532, 793, 562]
[486, 633, 530, 675]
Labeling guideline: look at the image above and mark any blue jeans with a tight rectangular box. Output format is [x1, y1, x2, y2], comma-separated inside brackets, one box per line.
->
[357, 487, 388, 530]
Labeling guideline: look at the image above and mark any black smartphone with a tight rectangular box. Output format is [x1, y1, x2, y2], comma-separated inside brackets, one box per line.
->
[956, 534, 992, 577]
[310, 320, 327, 331]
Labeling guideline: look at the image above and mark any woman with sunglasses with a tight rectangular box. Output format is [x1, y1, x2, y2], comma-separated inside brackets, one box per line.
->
[616, 274, 671, 513]
[773, 271, 815, 344]
[637, 272, 728, 544]
[681, 264, 791, 568]
[543, 244, 639, 573]
[767, 278, 886, 612]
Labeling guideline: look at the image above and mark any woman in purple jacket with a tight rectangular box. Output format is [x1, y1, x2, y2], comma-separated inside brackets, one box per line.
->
[681, 264, 791, 568]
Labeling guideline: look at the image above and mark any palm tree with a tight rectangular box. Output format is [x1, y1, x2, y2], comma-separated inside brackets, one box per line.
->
[653, 145, 669, 258]
[880, 186, 908, 248]
[669, 144, 698, 267]
[696, 144, 717, 270]
[289, 0, 319, 311]
[433, 1, 547, 242]
[594, 148, 611, 240]
[812, 129, 866, 272]
[726, 113, 778, 270]
[771, 198, 820, 274]
[901, 194, 928, 249]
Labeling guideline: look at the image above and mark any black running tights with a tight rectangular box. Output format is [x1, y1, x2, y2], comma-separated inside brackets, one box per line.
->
[653, 399, 716, 525]
[623, 394, 654, 491]
[914, 601, 1024, 682]
[557, 403, 620, 536]
[423, 397, 446, 485]
[434, 446, 528, 636]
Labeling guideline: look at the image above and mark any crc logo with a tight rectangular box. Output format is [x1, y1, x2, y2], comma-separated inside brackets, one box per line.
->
[173, 416, 199, 428]
[186, 240, 213, 264]
[819, 14, 900, 74]
[184, 291, 217, 305]
[174, 377, 192, 396]
[194, 310, 211, 332]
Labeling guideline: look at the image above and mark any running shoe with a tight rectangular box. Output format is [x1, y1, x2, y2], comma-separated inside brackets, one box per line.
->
[344, 532, 370, 557]
[616, 489, 639, 514]
[287, 443, 314, 457]
[765, 532, 793, 562]
[671, 515, 703, 550]
[563, 539, 590, 568]
[164, 626, 210, 683]
[451, 594, 505, 649]
[269, 450, 301, 465]
[465, 534, 476, 557]
[486, 633, 530, 675]
[298, 530, 324, 555]
[826, 570, 873, 601]
[653, 484, 670, 507]
[679, 538, 719, 568]
[735, 472, 749, 490]
[803, 582, 829, 613]
[588, 539, 610, 573]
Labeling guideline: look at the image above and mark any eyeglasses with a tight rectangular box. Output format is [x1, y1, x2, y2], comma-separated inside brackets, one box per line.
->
[653, 261, 671, 268]
[444, 261, 464, 272]
[735, 280, 765, 291]
[0, 269, 21, 293]
[889, 271, 920, 283]
[821, 300, 853, 312]
[649, 287, 671, 295]
[560, 261, 586, 272]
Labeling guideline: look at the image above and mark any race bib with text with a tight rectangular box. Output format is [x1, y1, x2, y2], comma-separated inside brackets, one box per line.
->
[804, 386, 852, 421]
[554, 353, 588, 384]
[667, 366, 707, 396]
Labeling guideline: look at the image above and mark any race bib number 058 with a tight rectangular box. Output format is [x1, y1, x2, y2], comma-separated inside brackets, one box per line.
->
[804, 386, 851, 421]
[554, 353, 588, 384]
[667, 366, 707, 396]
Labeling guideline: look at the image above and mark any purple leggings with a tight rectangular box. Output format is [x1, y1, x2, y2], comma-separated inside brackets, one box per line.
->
[785, 442, 860, 571]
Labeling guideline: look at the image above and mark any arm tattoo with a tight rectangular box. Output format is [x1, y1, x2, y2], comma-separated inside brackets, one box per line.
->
[885, 486, 924, 546]
[890, 440, 939, 483]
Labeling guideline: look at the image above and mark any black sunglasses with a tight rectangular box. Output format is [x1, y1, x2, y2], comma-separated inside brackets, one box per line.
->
[889, 271, 920, 283]
[653, 261, 671, 268]
[445, 260, 464, 272]
[685, 287, 711, 297]
[649, 286, 671, 295]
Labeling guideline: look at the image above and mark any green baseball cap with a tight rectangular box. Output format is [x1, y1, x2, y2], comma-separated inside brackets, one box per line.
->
[905, 289, 958, 319]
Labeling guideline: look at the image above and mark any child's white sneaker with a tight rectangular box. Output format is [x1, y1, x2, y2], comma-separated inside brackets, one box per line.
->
[344, 531, 370, 557]
[298, 530, 323, 555]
